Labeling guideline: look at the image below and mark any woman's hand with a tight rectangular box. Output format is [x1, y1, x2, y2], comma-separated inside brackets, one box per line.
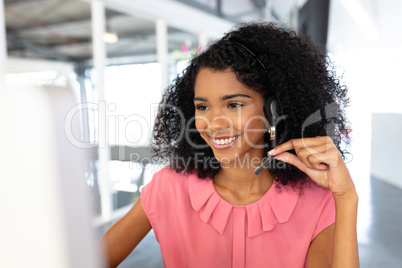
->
[269, 136, 355, 197]
[272, 136, 360, 267]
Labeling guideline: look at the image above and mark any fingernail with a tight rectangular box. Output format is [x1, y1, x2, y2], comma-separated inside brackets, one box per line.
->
[319, 164, 327, 169]
[268, 149, 275, 155]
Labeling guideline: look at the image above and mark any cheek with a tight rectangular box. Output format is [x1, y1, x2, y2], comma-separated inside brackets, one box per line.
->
[240, 113, 268, 141]
[195, 118, 207, 133]
[240, 112, 267, 132]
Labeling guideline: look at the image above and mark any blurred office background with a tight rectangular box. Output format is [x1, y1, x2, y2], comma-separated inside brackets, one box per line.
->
[0, 0, 401, 267]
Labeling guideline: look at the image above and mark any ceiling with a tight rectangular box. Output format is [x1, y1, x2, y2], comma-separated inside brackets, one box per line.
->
[4, 0, 399, 66]
[5, 0, 156, 62]
[4, 0, 304, 64]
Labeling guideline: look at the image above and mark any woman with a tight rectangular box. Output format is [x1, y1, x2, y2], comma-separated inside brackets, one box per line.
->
[100, 22, 359, 268]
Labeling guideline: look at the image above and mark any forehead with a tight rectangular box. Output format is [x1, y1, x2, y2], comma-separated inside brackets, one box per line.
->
[194, 68, 258, 97]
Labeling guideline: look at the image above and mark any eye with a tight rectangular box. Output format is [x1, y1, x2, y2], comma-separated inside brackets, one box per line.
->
[228, 102, 244, 109]
[195, 104, 209, 111]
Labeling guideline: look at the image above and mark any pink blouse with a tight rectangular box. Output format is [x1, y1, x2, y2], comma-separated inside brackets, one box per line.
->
[141, 168, 335, 268]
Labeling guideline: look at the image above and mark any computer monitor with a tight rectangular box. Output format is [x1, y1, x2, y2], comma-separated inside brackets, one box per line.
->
[0, 86, 104, 268]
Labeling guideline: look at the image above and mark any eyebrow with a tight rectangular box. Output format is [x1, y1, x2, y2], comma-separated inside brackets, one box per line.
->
[193, 94, 252, 102]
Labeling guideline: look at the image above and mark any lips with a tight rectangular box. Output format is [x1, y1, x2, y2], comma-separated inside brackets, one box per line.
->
[210, 135, 240, 149]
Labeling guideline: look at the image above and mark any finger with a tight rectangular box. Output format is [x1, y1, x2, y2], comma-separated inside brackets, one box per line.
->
[301, 136, 333, 146]
[270, 136, 333, 156]
[296, 147, 315, 169]
[274, 151, 336, 178]
[274, 141, 333, 170]
[307, 147, 340, 168]
[298, 145, 329, 158]
[301, 139, 335, 158]
[307, 155, 329, 170]
[274, 152, 307, 174]
[269, 139, 295, 155]
[297, 143, 336, 164]
[298, 144, 338, 170]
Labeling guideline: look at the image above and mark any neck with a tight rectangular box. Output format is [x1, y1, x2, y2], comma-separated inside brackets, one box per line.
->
[214, 154, 274, 205]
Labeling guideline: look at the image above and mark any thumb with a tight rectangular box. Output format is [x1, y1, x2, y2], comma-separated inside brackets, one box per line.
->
[274, 152, 307, 174]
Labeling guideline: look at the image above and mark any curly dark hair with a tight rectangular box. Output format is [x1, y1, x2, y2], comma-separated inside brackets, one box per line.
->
[152, 22, 350, 186]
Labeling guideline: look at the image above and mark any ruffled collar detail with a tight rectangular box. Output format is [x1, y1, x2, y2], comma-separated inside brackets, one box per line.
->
[188, 174, 300, 238]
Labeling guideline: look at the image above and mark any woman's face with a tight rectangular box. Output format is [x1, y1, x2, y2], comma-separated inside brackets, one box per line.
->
[194, 68, 268, 165]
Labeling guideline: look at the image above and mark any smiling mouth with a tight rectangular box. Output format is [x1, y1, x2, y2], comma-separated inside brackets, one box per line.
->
[210, 135, 240, 148]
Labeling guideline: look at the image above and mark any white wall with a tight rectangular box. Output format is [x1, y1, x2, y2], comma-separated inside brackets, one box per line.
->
[7, 57, 74, 73]
[371, 113, 402, 189]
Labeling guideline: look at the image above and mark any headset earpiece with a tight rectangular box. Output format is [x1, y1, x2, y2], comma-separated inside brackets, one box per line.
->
[268, 125, 276, 141]
[264, 95, 291, 147]
[255, 95, 291, 175]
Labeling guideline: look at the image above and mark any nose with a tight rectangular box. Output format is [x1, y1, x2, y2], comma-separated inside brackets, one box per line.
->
[210, 114, 233, 133]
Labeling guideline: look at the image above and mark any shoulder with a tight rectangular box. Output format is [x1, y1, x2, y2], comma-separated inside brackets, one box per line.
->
[140, 167, 198, 225]
[275, 178, 333, 203]
[147, 167, 191, 188]
[297, 179, 336, 239]
[295, 178, 335, 223]
[282, 178, 334, 217]
[141, 167, 194, 205]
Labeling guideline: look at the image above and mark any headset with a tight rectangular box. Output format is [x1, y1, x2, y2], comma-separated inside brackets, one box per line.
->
[254, 95, 291, 175]
[229, 41, 291, 174]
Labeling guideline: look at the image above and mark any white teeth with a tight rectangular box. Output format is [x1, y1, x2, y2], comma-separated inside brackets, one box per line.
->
[213, 136, 237, 145]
